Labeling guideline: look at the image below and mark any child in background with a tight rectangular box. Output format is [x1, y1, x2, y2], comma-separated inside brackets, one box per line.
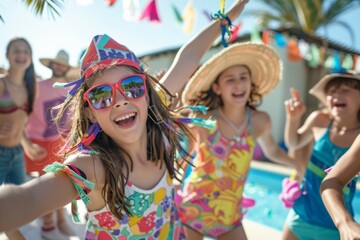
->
[0, 37, 45, 240]
[321, 133, 360, 240]
[176, 43, 302, 240]
[282, 72, 360, 240]
[0, 1, 249, 238]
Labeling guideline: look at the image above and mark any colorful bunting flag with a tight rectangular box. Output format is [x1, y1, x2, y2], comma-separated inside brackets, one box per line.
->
[274, 32, 286, 47]
[182, 0, 196, 34]
[122, 0, 140, 22]
[308, 44, 320, 68]
[287, 38, 301, 62]
[139, 0, 160, 23]
[229, 22, 242, 43]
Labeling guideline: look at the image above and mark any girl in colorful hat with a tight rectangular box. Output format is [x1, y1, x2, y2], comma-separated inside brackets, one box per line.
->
[176, 43, 302, 239]
[0, 1, 249, 239]
[321, 133, 360, 239]
[283, 71, 360, 240]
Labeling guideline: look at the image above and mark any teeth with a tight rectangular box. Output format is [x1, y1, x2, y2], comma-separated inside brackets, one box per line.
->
[115, 113, 135, 122]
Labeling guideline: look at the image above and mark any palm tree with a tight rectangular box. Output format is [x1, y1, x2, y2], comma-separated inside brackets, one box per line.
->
[1, 0, 64, 22]
[248, 0, 360, 45]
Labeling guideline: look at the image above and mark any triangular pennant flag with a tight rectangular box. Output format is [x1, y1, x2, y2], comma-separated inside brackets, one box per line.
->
[139, 0, 160, 23]
[251, 26, 262, 43]
[262, 30, 271, 45]
[308, 44, 320, 68]
[324, 54, 334, 69]
[105, 0, 116, 6]
[333, 52, 341, 71]
[354, 54, 358, 71]
[229, 22, 242, 43]
[275, 32, 286, 47]
[171, 4, 183, 24]
[182, 0, 196, 34]
[122, 0, 140, 22]
[287, 38, 301, 62]
[298, 39, 310, 60]
[342, 54, 353, 70]
[203, 9, 212, 21]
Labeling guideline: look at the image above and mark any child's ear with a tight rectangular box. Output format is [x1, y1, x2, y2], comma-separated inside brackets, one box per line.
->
[212, 82, 221, 95]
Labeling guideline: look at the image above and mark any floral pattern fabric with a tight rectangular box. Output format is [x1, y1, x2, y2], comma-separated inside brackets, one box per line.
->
[84, 171, 179, 240]
[177, 119, 255, 238]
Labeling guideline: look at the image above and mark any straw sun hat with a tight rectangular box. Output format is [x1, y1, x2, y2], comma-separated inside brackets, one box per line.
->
[182, 42, 282, 105]
[40, 50, 73, 69]
[309, 71, 360, 104]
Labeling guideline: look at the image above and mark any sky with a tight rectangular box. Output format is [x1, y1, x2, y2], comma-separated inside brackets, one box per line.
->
[1, 0, 360, 79]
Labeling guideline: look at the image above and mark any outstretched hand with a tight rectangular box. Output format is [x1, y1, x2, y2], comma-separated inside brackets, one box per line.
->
[284, 88, 306, 120]
[227, 0, 249, 20]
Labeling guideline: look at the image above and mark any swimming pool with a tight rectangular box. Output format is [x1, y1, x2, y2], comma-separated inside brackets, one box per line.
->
[243, 166, 360, 231]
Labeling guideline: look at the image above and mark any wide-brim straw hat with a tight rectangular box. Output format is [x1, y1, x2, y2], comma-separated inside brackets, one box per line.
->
[40, 50, 73, 69]
[309, 71, 360, 104]
[182, 42, 282, 105]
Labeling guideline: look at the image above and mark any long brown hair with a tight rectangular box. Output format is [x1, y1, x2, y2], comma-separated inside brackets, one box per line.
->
[55, 66, 194, 220]
[6, 38, 36, 114]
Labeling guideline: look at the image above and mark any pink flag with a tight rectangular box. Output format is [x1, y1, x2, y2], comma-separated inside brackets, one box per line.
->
[139, 0, 160, 23]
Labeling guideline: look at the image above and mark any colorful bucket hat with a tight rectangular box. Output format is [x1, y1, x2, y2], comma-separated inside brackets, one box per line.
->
[80, 34, 142, 79]
[182, 42, 282, 105]
[54, 34, 143, 96]
[309, 70, 360, 104]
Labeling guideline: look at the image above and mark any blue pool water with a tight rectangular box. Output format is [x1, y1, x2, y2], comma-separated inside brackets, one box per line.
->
[243, 167, 360, 231]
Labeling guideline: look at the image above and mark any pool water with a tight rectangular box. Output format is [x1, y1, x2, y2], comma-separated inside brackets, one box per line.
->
[243, 167, 360, 231]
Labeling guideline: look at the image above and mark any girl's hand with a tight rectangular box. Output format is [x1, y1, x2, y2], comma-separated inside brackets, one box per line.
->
[284, 88, 306, 120]
[24, 143, 47, 161]
[338, 221, 360, 240]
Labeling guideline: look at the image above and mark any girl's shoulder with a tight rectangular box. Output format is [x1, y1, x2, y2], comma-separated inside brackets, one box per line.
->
[64, 153, 105, 184]
[306, 110, 331, 128]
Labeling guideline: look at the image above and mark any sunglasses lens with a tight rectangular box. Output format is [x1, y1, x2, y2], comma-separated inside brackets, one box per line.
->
[120, 75, 145, 99]
[87, 85, 113, 110]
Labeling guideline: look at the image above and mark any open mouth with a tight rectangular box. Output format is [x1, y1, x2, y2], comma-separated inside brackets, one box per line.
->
[333, 103, 347, 110]
[232, 91, 246, 98]
[114, 112, 137, 127]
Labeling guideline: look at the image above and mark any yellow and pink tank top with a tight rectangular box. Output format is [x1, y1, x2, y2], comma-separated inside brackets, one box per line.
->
[177, 108, 256, 237]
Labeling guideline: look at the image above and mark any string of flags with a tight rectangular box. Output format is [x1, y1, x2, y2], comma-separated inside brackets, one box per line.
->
[74, 0, 359, 72]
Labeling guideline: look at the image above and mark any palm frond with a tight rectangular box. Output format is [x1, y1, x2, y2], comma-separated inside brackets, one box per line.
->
[22, 0, 64, 19]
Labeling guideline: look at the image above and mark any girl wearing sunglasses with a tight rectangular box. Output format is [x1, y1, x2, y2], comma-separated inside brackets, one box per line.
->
[0, 1, 249, 239]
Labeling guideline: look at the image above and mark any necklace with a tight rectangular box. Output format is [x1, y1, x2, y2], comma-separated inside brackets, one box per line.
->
[334, 124, 360, 135]
[218, 109, 247, 144]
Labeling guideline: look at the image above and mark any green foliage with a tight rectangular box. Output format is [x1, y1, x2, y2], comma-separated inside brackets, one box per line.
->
[1, 0, 64, 22]
[248, 0, 360, 40]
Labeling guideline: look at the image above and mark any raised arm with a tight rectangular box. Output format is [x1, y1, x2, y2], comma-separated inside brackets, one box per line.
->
[255, 111, 303, 174]
[161, 0, 249, 94]
[320, 134, 360, 239]
[284, 88, 313, 149]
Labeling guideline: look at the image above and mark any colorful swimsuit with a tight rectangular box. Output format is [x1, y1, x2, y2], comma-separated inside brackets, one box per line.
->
[45, 162, 183, 240]
[0, 78, 29, 114]
[178, 109, 256, 238]
[286, 122, 356, 240]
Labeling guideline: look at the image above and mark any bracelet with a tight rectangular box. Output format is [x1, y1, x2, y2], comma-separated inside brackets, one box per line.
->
[211, 10, 232, 47]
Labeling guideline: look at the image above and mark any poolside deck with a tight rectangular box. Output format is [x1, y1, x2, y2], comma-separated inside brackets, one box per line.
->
[0, 161, 287, 240]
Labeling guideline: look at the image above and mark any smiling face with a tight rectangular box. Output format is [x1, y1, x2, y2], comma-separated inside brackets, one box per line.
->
[212, 65, 252, 107]
[6, 39, 32, 72]
[86, 66, 148, 146]
[325, 81, 360, 119]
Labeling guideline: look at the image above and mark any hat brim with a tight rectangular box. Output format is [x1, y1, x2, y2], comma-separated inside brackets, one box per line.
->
[182, 42, 282, 105]
[309, 73, 360, 104]
[40, 58, 72, 69]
